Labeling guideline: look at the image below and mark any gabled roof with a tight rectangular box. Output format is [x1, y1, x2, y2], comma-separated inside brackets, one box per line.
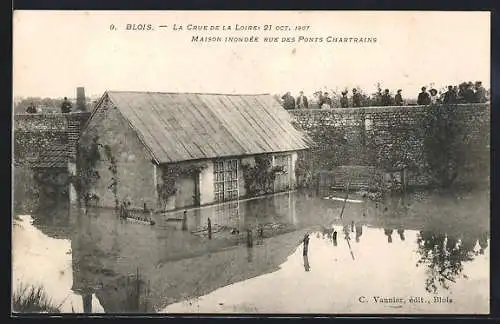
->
[99, 91, 310, 164]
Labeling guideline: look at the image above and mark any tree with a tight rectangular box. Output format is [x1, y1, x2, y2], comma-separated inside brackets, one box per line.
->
[421, 104, 465, 188]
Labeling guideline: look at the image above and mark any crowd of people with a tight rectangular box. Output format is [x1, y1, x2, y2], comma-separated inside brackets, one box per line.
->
[417, 81, 488, 105]
[280, 81, 489, 110]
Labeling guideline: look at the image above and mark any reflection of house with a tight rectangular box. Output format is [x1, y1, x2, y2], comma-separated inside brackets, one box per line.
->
[79, 91, 309, 211]
[68, 205, 308, 312]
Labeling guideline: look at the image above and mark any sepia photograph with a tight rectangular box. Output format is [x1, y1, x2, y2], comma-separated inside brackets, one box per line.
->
[12, 10, 490, 315]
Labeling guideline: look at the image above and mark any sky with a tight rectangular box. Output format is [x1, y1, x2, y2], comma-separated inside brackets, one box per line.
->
[13, 11, 490, 99]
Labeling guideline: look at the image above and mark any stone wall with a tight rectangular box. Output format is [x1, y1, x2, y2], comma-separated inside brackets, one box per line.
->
[290, 104, 490, 189]
[13, 113, 91, 211]
[14, 112, 90, 167]
[13, 166, 37, 213]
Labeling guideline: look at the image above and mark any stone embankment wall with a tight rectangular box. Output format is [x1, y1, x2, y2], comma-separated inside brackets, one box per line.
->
[289, 104, 490, 189]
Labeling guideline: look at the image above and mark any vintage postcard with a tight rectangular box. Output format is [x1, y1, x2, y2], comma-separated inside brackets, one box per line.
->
[12, 10, 490, 315]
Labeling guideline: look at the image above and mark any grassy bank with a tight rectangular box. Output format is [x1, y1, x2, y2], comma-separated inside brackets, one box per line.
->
[12, 284, 61, 313]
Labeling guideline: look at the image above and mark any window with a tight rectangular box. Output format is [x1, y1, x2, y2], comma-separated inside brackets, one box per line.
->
[213, 159, 239, 202]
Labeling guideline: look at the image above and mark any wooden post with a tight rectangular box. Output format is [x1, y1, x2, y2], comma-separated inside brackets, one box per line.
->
[136, 267, 140, 312]
[303, 234, 309, 256]
[208, 218, 212, 239]
[144, 280, 149, 312]
[258, 224, 264, 243]
[247, 228, 253, 247]
[182, 210, 188, 231]
[247, 246, 254, 263]
[82, 292, 92, 313]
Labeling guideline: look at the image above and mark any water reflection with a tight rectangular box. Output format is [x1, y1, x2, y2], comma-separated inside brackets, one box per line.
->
[94, 271, 150, 313]
[384, 228, 394, 243]
[343, 224, 350, 241]
[12, 188, 490, 313]
[415, 229, 489, 294]
[355, 224, 363, 242]
[247, 247, 254, 263]
[478, 232, 489, 255]
[397, 228, 405, 241]
[12, 215, 105, 313]
[303, 255, 310, 272]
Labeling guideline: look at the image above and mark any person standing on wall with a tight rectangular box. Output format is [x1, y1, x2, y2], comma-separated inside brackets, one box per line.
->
[429, 88, 439, 104]
[296, 91, 309, 109]
[310, 92, 321, 109]
[462, 82, 475, 103]
[474, 81, 487, 103]
[381, 89, 392, 106]
[26, 102, 37, 114]
[340, 91, 349, 108]
[61, 97, 72, 113]
[352, 88, 362, 107]
[443, 86, 457, 104]
[317, 90, 324, 107]
[417, 87, 431, 105]
[281, 92, 296, 110]
[320, 92, 332, 109]
[394, 89, 404, 106]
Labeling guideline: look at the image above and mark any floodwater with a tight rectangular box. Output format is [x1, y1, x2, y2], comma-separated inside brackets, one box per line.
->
[12, 188, 489, 314]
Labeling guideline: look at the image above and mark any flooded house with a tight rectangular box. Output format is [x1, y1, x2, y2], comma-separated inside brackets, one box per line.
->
[77, 91, 310, 212]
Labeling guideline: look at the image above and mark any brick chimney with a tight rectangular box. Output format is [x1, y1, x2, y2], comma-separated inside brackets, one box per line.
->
[76, 87, 87, 112]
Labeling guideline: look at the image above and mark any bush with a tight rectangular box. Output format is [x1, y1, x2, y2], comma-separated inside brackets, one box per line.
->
[12, 284, 61, 313]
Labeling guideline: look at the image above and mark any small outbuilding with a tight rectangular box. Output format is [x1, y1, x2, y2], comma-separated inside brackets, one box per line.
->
[77, 91, 310, 211]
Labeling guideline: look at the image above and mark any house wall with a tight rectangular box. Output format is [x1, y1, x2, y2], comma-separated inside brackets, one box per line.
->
[68, 161, 77, 204]
[79, 96, 157, 210]
[290, 152, 298, 189]
[272, 151, 299, 192]
[160, 153, 298, 211]
[239, 156, 254, 197]
[175, 174, 196, 209]
[158, 160, 208, 211]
